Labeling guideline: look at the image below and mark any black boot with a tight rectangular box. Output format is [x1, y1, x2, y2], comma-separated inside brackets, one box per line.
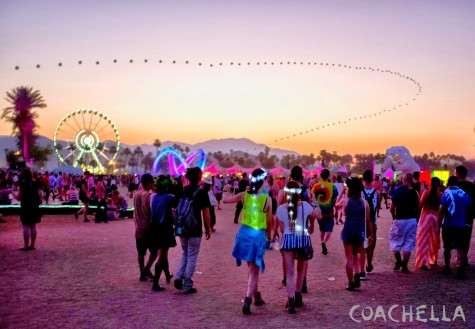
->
[393, 252, 402, 270]
[346, 281, 355, 291]
[152, 263, 164, 291]
[301, 276, 308, 293]
[286, 297, 296, 314]
[402, 260, 410, 273]
[254, 291, 265, 306]
[242, 297, 252, 315]
[354, 273, 361, 288]
[295, 292, 303, 307]
[163, 260, 173, 284]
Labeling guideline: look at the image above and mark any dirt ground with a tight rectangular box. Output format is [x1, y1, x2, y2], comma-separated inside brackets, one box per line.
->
[1, 200, 474, 329]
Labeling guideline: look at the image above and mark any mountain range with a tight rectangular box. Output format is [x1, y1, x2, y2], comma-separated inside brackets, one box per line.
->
[0, 135, 299, 167]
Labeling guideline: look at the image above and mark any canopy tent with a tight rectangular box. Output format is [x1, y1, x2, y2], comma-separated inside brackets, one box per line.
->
[270, 166, 289, 176]
[50, 165, 83, 175]
[225, 165, 243, 175]
[203, 163, 222, 176]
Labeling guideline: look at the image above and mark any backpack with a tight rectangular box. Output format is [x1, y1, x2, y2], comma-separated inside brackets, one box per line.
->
[363, 189, 377, 222]
[174, 187, 201, 237]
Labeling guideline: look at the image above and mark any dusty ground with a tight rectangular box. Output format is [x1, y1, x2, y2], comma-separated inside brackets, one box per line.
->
[1, 201, 474, 329]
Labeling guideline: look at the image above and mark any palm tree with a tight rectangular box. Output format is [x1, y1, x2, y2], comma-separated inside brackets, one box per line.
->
[153, 138, 161, 155]
[2, 86, 47, 163]
[121, 147, 131, 171]
[142, 152, 154, 173]
[133, 147, 144, 172]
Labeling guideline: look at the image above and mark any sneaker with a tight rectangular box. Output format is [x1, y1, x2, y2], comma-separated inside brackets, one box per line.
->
[152, 284, 165, 292]
[321, 242, 328, 255]
[401, 266, 410, 274]
[359, 272, 366, 281]
[139, 275, 147, 282]
[142, 269, 154, 280]
[366, 264, 374, 273]
[174, 279, 183, 290]
[183, 287, 197, 295]
[165, 273, 174, 284]
[286, 297, 296, 314]
[354, 273, 361, 288]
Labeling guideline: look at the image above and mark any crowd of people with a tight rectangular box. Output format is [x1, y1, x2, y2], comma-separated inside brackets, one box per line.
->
[2, 164, 474, 315]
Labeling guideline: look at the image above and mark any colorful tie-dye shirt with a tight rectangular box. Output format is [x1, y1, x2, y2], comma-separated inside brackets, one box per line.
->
[312, 181, 339, 217]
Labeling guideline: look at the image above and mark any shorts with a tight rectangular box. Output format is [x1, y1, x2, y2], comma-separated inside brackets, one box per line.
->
[442, 227, 468, 251]
[135, 238, 153, 256]
[342, 235, 364, 248]
[389, 218, 417, 253]
[318, 217, 335, 233]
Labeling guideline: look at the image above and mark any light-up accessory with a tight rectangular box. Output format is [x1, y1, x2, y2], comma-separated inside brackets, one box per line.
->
[249, 169, 267, 183]
[284, 187, 302, 195]
[152, 147, 206, 176]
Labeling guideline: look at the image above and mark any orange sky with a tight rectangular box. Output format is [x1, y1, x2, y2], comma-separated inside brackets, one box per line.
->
[1, 1, 474, 158]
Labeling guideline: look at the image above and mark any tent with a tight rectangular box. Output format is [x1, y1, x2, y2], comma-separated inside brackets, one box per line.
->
[225, 165, 242, 175]
[203, 163, 222, 176]
[245, 165, 261, 174]
[50, 165, 83, 175]
[270, 166, 288, 176]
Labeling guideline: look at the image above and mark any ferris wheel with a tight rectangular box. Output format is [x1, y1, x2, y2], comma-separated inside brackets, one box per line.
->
[53, 109, 120, 172]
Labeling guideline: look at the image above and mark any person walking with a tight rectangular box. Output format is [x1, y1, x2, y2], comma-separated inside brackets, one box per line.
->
[415, 177, 442, 270]
[234, 173, 249, 223]
[150, 176, 177, 291]
[438, 176, 472, 279]
[276, 181, 320, 313]
[174, 167, 211, 295]
[336, 177, 372, 291]
[389, 173, 419, 273]
[223, 168, 273, 315]
[15, 168, 42, 251]
[311, 169, 339, 255]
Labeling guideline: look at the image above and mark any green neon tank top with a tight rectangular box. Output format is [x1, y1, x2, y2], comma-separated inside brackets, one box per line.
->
[241, 192, 268, 230]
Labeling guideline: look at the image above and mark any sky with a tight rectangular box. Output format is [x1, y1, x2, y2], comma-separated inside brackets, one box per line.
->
[0, 0, 474, 158]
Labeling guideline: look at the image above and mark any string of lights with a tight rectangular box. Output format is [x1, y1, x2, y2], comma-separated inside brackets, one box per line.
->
[12, 58, 421, 145]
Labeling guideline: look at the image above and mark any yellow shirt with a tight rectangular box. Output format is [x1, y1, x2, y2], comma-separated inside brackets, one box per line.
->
[241, 192, 268, 230]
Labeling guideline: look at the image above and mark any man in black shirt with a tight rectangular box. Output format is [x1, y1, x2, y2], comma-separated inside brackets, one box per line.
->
[455, 165, 474, 266]
[234, 173, 249, 224]
[389, 173, 420, 273]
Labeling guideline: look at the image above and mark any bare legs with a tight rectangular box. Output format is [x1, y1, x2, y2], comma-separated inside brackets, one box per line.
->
[344, 242, 363, 290]
[21, 224, 37, 249]
[246, 262, 260, 298]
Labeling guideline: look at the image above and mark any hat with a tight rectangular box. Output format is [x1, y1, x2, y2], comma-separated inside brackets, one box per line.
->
[202, 176, 212, 185]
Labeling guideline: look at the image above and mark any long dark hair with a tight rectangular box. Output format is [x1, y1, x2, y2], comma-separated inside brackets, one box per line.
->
[285, 180, 300, 233]
[428, 177, 441, 209]
[249, 168, 266, 194]
[346, 177, 363, 199]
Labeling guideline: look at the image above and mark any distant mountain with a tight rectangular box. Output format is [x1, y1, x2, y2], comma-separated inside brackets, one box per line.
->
[0, 135, 299, 167]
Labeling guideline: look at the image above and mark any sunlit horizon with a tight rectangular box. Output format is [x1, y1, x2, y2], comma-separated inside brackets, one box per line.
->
[1, 1, 474, 159]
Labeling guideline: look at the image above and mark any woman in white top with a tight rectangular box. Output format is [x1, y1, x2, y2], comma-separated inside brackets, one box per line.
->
[276, 181, 321, 314]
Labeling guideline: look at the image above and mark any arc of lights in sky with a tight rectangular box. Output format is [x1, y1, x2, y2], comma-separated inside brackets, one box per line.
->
[13, 58, 421, 145]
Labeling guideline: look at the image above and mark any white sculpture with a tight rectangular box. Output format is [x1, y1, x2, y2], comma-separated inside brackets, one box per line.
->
[381, 146, 420, 174]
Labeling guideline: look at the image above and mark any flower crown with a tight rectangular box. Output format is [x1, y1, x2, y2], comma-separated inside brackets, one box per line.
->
[249, 169, 267, 183]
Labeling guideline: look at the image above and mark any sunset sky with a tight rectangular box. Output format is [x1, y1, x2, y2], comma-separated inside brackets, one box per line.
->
[0, 0, 474, 158]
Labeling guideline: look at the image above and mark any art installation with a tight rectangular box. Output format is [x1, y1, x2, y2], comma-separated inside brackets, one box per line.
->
[13, 58, 421, 145]
[152, 146, 206, 176]
[381, 146, 420, 174]
[53, 109, 120, 172]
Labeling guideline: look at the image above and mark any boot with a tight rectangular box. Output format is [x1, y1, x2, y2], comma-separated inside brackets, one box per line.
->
[346, 281, 355, 291]
[286, 297, 296, 314]
[152, 263, 164, 291]
[163, 260, 173, 284]
[295, 292, 303, 307]
[301, 276, 308, 293]
[242, 297, 252, 315]
[254, 291, 265, 306]
[402, 260, 410, 274]
[393, 252, 402, 271]
[353, 273, 361, 288]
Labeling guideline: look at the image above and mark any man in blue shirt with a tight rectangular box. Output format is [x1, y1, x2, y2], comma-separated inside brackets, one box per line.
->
[438, 176, 472, 279]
